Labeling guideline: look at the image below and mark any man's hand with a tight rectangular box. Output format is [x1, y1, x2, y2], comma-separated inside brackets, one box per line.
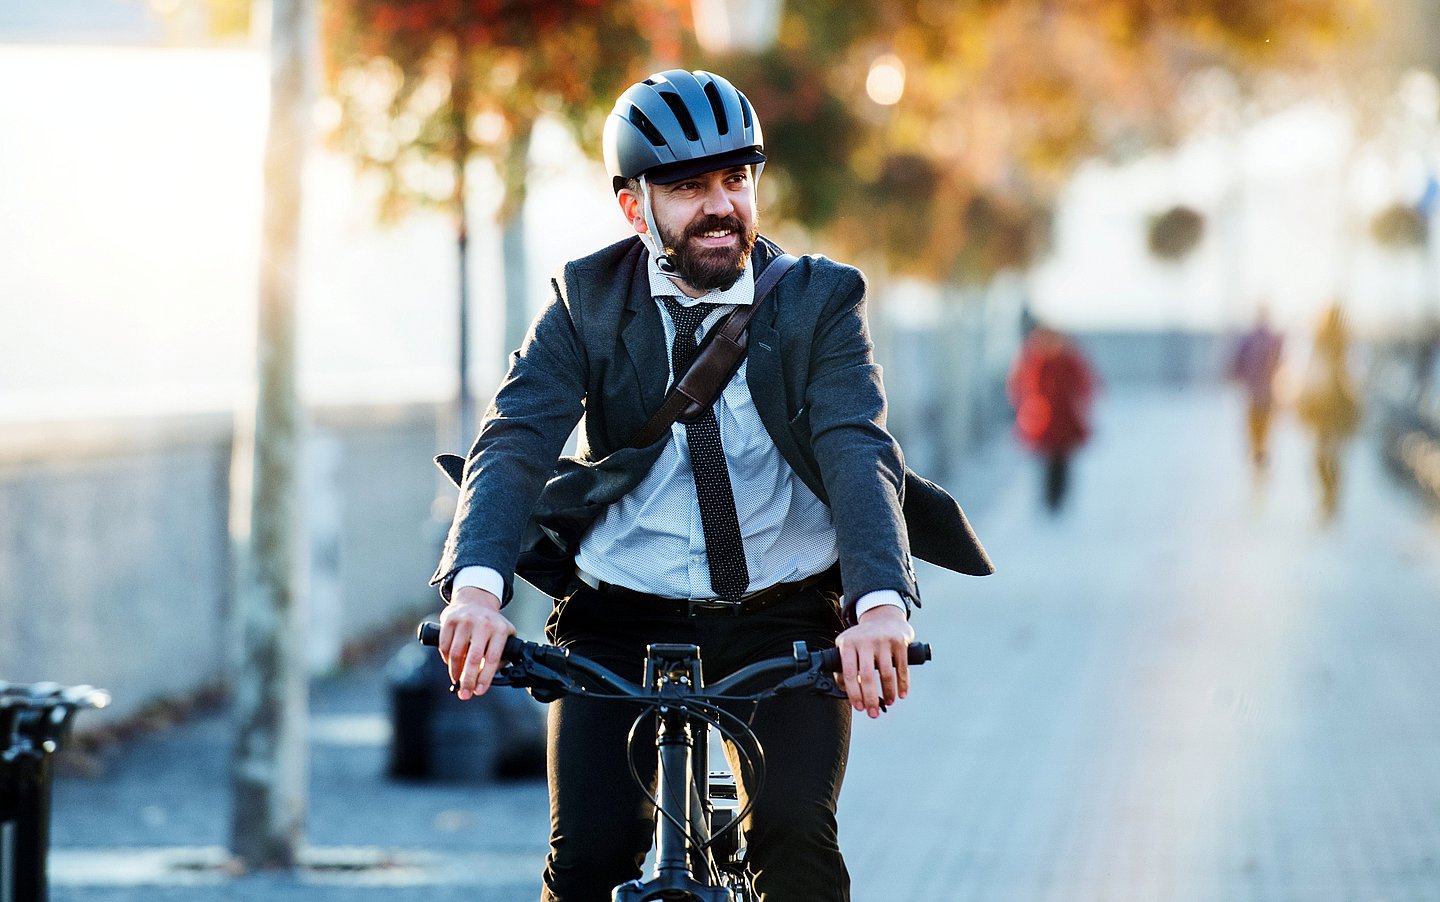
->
[438, 586, 516, 700]
[834, 605, 916, 719]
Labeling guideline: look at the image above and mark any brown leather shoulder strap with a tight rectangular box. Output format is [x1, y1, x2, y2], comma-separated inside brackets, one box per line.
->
[628, 254, 798, 449]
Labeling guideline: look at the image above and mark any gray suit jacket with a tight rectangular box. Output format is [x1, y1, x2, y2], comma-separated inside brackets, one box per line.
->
[432, 236, 992, 604]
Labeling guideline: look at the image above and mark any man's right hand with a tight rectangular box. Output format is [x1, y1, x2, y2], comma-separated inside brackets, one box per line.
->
[438, 586, 516, 700]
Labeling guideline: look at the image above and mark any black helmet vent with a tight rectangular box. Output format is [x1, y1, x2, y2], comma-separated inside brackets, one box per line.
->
[703, 82, 729, 136]
[659, 91, 701, 142]
[739, 94, 753, 130]
[628, 107, 667, 147]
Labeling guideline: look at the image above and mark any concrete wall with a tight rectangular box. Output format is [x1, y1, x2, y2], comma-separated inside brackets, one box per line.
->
[0, 402, 447, 724]
[1, 413, 233, 719]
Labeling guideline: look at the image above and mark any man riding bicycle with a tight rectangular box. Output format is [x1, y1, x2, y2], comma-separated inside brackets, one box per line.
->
[431, 68, 991, 901]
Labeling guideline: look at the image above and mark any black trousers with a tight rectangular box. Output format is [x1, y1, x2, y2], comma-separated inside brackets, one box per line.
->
[540, 580, 853, 902]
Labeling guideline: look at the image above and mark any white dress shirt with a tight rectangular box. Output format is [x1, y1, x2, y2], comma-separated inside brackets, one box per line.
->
[457, 254, 903, 618]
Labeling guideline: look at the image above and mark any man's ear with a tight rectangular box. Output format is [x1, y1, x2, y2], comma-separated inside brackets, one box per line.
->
[617, 189, 648, 235]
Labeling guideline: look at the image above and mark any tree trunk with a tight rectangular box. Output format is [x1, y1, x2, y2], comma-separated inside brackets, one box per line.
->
[451, 38, 476, 450]
[229, 0, 313, 869]
[455, 211, 474, 449]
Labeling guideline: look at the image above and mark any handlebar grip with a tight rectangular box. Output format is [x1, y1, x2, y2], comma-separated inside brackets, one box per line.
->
[816, 642, 931, 672]
[415, 621, 525, 664]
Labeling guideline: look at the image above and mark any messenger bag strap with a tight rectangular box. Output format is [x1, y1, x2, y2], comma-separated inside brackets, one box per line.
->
[627, 253, 798, 449]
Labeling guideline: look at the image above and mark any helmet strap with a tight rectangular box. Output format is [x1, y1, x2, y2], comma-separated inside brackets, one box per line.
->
[637, 174, 681, 277]
[637, 164, 761, 286]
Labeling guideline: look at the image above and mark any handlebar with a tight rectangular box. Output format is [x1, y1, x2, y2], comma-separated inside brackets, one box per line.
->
[0, 682, 112, 711]
[416, 620, 930, 704]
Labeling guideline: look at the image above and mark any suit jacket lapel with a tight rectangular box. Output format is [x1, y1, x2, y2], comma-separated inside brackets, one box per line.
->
[619, 254, 668, 417]
[745, 263, 828, 502]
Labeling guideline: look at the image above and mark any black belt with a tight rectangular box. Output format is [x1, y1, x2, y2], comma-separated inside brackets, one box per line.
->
[577, 564, 841, 616]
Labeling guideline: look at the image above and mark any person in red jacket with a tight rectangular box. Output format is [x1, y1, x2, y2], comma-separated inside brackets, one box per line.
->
[1007, 324, 1098, 513]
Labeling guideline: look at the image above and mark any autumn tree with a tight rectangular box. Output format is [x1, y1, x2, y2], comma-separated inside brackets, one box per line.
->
[697, 0, 1380, 285]
[322, 0, 682, 444]
[322, 1, 1386, 302]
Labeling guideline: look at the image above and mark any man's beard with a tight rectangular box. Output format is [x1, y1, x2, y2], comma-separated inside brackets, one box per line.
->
[659, 213, 758, 292]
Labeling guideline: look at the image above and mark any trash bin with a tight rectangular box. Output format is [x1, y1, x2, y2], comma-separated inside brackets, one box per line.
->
[386, 642, 546, 781]
[1, 681, 109, 902]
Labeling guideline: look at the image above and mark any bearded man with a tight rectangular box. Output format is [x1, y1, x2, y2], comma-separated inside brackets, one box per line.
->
[430, 69, 991, 902]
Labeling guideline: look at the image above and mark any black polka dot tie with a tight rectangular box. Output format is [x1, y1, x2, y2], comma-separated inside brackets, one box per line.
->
[662, 297, 750, 601]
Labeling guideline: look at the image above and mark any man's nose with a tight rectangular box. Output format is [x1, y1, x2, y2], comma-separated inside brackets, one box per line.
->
[700, 181, 735, 216]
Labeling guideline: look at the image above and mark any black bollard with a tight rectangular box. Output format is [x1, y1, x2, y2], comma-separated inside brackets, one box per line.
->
[0, 682, 109, 902]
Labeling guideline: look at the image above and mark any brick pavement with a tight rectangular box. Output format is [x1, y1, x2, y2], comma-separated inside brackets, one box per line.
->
[842, 386, 1440, 902]
[43, 386, 1440, 901]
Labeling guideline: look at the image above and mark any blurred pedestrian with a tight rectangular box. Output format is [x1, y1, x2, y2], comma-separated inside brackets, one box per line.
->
[1415, 317, 1438, 401]
[1007, 324, 1098, 513]
[1296, 302, 1362, 523]
[1227, 306, 1285, 474]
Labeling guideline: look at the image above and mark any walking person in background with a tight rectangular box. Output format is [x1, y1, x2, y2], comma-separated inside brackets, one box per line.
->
[1227, 306, 1285, 476]
[1007, 324, 1098, 514]
[1415, 317, 1439, 402]
[1296, 302, 1363, 523]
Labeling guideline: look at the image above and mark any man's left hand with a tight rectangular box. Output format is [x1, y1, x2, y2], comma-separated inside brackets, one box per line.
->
[834, 605, 916, 718]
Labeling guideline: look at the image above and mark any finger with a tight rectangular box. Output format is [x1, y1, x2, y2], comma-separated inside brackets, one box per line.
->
[875, 648, 899, 706]
[895, 642, 911, 701]
[444, 626, 470, 686]
[857, 648, 882, 717]
[473, 629, 509, 696]
[437, 615, 458, 667]
[838, 642, 864, 712]
[458, 634, 491, 700]
[449, 638, 471, 695]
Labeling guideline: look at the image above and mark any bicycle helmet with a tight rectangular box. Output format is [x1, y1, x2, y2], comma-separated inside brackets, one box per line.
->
[603, 69, 765, 192]
[604, 70, 765, 273]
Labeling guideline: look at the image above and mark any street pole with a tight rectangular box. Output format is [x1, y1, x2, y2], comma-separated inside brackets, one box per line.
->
[229, 0, 313, 869]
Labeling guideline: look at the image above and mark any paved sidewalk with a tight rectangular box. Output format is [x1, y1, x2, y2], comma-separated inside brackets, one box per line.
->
[45, 385, 1440, 901]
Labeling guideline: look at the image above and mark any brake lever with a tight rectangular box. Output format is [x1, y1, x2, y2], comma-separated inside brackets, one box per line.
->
[765, 668, 890, 712]
[449, 651, 572, 703]
[767, 670, 847, 700]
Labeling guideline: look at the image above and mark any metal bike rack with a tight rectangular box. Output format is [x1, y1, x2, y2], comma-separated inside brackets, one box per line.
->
[0, 681, 110, 902]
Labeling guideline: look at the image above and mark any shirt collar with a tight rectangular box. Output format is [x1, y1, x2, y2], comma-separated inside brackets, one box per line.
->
[647, 253, 755, 307]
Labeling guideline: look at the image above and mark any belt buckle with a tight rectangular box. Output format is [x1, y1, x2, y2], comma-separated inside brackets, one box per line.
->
[687, 597, 742, 617]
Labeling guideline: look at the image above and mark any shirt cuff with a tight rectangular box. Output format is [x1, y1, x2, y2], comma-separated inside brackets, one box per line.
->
[853, 589, 907, 619]
[453, 565, 505, 602]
